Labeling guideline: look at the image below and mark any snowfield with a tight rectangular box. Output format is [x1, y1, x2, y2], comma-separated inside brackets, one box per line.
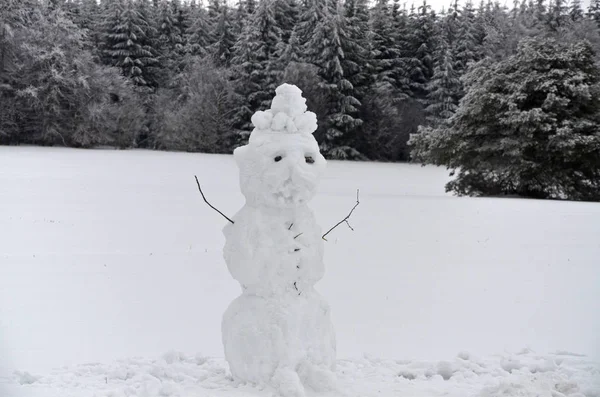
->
[1, 146, 599, 397]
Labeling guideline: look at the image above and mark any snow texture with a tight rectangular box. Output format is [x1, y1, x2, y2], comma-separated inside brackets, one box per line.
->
[222, 84, 335, 396]
[2, 350, 598, 397]
[1, 146, 599, 395]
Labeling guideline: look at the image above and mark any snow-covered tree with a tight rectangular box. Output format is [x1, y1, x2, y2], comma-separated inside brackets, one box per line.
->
[102, 0, 157, 87]
[369, 0, 403, 94]
[308, 7, 363, 158]
[405, 0, 437, 101]
[424, 44, 460, 122]
[547, 0, 567, 31]
[295, 0, 326, 55]
[569, 0, 584, 21]
[210, 5, 237, 66]
[454, 0, 481, 75]
[588, 0, 600, 29]
[410, 38, 600, 201]
[157, 0, 184, 54]
[274, 0, 299, 44]
[343, 0, 372, 100]
[187, 1, 213, 57]
[3, 3, 145, 147]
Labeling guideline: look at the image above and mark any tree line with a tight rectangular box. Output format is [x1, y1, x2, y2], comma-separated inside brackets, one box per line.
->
[1, 0, 600, 168]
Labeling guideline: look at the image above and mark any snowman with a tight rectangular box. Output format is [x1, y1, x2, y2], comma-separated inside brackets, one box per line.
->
[221, 84, 336, 396]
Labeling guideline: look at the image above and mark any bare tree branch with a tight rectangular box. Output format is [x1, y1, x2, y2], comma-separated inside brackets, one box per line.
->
[194, 175, 234, 224]
[344, 220, 354, 231]
[322, 189, 360, 241]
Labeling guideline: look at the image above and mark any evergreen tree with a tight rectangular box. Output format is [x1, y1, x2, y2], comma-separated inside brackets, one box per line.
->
[370, 0, 408, 97]
[207, 0, 222, 24]
[410, 38, 600, 201]
[234, 0, 248, 37]
[231, 0, 282, 136]
[424, 44, 461, 122]
[309, 6, 363, 158]
[210, 5, 237, 66]
[135, 0, 159, 85]
[157, 0, 183, 54]
[187, 0, 213, 56]
[171, 0, 190, 46]
[533, 0, 547, 27]
[274, 0, 299, 44]
[246, 0, 257, 15]
[280, 28, 302, 64]
[547, 0, 566, 31]
[343, 0, 372, 100]
[405, 0, 437, 102]
[103, 0, 157, 86]
[454, 0, 480, 75]
[569, 0, 584, 22]
[588, 0, 600, 29]
[295, 0, 326, 55]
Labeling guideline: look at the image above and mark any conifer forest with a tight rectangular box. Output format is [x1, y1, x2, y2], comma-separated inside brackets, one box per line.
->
[1, 0, 600, 200]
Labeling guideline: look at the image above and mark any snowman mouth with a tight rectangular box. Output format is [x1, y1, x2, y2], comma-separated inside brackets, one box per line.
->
[272, 178, 302, 205]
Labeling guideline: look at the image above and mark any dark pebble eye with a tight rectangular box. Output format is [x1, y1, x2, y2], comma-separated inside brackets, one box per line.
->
[305, 156, 315, 164]
[274, 155, 282, 162]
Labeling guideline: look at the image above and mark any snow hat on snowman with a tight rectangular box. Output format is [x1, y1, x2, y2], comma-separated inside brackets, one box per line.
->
[247, 83, 319, 144]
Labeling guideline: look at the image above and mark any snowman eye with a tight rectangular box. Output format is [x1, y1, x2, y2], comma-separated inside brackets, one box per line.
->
[274, 155, 283, 162]
[305, 156, 315, 164]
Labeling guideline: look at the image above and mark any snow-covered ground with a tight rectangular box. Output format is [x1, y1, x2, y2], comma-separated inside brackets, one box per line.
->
[1, 146, 599, 396]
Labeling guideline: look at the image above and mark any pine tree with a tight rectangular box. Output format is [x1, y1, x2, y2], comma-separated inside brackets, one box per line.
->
[370, 0, 407, 96]
[295, 0, 326, 55]
[234, 0, 247, 37]
[280, 28, 302, 64]
[424, 44, 461, 122]
[410, 38, 600, 201]
[569, 0, 584, 21]
[171, 0, 190, 46]
[588, 0, 600, 28]
[308, 6, 363, 158]
[547, 0, 566, 31]
[231, 0, 282, 136]
[533, 0, 547, 27]
[187, 0, 213, 56]
[157, 0, 184, 54]
[207, 0, 222, 24]
[135, 0, 159, 86]
[102, 0, 157, 87]
[405, 0, 437, 102]
[274, 0, 299, 44]
[343, 0, 372, 100]
[454, 0, 480, 75]
[210, 5, 237, 66]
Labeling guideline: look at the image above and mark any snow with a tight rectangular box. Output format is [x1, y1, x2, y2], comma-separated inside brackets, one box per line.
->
[249, 84, 318, 139]
[1, 145, 599, 396]
[1, 351, 598, 397]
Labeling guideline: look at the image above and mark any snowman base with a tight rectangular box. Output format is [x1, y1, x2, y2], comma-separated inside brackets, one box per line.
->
[222, 289, 336, 396]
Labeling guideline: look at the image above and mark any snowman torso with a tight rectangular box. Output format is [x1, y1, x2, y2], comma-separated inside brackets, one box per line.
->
[224, 204, 324, 297]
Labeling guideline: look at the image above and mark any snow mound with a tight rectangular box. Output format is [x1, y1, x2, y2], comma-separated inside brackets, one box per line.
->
[3, 351, 599, 397]
[14, 371, 39, 385]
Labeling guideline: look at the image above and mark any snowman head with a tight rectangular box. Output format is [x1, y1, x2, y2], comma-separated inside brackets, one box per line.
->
[234, 84, 326, 209]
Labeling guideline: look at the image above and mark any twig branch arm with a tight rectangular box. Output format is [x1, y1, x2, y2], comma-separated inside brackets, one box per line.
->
[194, 175, 234, 224]
[322, 189, 360, 241]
